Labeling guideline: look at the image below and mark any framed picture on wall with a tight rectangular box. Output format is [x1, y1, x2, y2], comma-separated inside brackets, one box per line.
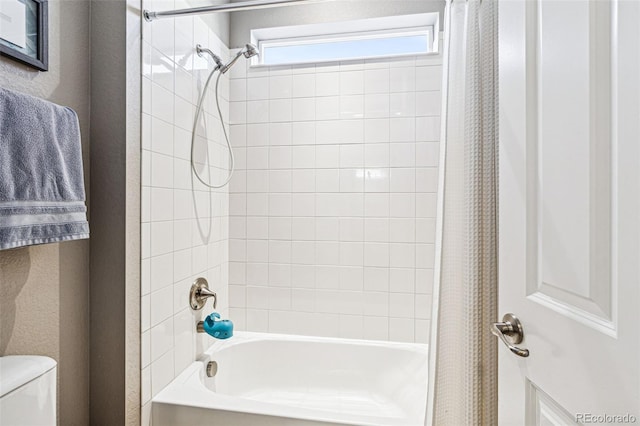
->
[0, 0, 48, 71]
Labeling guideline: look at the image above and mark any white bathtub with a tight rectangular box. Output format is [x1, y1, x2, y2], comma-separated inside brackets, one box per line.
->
[152, 331, 428, 426]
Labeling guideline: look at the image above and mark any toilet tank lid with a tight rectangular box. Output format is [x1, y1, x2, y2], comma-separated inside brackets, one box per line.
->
[0, 356, 56, 397]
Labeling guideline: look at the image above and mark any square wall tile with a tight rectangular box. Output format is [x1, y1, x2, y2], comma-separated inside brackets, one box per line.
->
[221, 51, 443, 345]
[142, 27, 233, 395]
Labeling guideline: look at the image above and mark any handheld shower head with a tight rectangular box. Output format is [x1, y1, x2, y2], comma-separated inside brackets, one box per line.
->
[242, 43, 259, 59]
[219, 43, 259, 74]
[190, 43, 258, 189]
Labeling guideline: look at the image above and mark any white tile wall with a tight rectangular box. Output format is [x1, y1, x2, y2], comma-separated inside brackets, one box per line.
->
[228, 54, 442, 344]
[141, 5, 230, 420]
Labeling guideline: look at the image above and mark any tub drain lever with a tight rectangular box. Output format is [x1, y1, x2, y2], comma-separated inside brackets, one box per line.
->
[206, 361, 218, 377]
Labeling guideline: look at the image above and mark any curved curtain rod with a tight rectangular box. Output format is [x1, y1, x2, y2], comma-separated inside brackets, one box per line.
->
[144, 0, 337, 22]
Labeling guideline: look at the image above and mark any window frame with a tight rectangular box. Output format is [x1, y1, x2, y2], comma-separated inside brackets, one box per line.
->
[250, 13, 440, 68]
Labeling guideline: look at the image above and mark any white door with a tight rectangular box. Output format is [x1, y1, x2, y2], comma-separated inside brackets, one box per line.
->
[498, 0, 640, 424]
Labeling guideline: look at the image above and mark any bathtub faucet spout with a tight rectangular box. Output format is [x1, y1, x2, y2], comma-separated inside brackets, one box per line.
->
[189, 277, 233, 339]
[197, 312, 234, 340]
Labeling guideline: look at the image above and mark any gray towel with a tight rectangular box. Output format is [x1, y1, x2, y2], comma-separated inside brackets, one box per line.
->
[0, 88, 89, 250]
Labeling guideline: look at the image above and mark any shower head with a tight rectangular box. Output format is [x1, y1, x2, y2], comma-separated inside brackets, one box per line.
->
[220, 43, 259, 74]
[242, 43, 259, 59]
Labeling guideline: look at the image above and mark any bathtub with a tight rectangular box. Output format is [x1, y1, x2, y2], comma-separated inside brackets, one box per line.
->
[152, 331, 428, 426]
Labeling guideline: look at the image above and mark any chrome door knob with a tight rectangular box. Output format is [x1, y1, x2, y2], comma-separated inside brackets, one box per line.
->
[491, 313, 530, 357]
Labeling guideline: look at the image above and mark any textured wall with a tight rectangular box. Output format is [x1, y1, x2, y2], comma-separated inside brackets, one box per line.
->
[89, 0, 142, 424]
[0, 0, 91, 424]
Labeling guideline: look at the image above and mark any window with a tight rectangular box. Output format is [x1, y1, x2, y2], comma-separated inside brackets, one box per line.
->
[261, 30, 432, 66]
[251, 13, 440, 67]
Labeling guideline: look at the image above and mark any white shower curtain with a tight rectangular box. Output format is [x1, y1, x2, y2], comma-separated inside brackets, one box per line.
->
[430, 0, 498, 424]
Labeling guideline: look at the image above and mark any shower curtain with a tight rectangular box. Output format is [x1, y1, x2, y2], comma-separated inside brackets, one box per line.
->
[431, 0, 498, 424]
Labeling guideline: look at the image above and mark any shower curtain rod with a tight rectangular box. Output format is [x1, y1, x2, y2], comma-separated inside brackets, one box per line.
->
[144, 0, 336, 22]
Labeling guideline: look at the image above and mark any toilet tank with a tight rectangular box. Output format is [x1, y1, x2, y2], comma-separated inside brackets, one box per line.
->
[0, 356, 57, 426]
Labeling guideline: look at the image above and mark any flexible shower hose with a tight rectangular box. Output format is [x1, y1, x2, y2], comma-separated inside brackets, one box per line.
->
[190, 68, 234, 189]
